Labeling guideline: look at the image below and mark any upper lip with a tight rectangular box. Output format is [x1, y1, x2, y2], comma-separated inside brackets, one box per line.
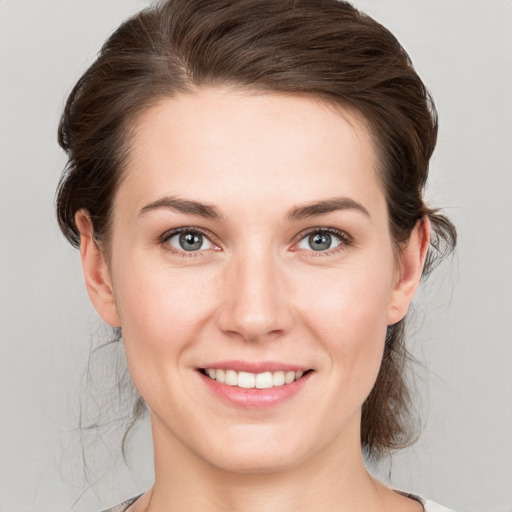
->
[198, 360, 311, 373]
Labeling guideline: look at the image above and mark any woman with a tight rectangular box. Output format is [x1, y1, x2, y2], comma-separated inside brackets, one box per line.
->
[56, 0, 457, 510]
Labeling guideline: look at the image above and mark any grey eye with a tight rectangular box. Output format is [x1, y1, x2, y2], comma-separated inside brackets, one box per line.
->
[167, 231, 213, 252]
[309, 232, 332, 251]
[297, 231, 342, 252]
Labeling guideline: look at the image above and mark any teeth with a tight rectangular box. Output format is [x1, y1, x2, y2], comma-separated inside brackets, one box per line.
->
[203, 369, 306, 388]
[285, 371, 295, 384]
[225, 369, 237, 385]
[272, 371, 285, 386]
[255, 372, 273, 389]
[238, 371, 255, 388]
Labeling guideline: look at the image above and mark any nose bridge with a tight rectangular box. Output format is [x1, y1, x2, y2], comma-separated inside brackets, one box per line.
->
[218, 241, 290, 341]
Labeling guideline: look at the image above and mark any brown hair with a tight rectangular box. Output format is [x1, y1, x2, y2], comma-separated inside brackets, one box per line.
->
[56, 0, 456, 458]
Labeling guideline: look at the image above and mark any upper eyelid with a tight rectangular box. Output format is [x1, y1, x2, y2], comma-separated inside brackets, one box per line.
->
[159, 226, 216, 243]
[159, 227, 219, 257]
[294, 226, 351, 243]
[158, 226, 351, 250]
[292, 227, 353, 255]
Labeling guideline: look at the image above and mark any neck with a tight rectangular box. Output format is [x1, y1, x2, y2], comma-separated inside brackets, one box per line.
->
[144, 415, 387, 512]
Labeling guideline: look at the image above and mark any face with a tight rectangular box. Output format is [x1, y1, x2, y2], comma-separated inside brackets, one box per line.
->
[79, 87, 426, 474]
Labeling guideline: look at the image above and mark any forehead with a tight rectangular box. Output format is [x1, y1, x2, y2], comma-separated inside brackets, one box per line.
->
[116, 87, 384, 217]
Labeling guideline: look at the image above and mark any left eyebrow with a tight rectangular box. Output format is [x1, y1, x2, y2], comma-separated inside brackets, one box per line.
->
[286, 197, 370, 222]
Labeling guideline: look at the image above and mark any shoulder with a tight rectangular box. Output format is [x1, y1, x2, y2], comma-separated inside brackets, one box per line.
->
[396, 490, 457, 512]
[101, 495, 141, 512]
[422, 499, 458, 512]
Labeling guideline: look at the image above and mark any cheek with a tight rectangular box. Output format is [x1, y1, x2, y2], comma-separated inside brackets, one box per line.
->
[295, 263, 392, 384]
[112, 264, 218, 374]
[298, 261, 392, 334]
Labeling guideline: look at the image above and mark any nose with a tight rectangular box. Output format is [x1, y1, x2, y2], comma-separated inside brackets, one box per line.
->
[217, 247, 293, 342]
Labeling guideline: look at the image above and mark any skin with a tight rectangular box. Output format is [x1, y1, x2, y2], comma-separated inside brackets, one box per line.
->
[76, 87, 429, 512]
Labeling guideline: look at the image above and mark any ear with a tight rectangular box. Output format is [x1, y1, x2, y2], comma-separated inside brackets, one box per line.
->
[75, 210, 121, 327]
[387, 217, 431, 326]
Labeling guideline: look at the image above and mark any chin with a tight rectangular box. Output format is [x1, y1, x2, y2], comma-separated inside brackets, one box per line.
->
[192, 426, 310, 475]
[206, 448, 303, 475]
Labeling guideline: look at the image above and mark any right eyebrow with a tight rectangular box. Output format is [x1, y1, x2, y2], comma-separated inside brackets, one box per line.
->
[138, 196, 221, 220]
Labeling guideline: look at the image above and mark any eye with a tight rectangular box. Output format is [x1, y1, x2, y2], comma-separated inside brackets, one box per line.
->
[296, 229, 346, 252]
[165, 229, 214, 252]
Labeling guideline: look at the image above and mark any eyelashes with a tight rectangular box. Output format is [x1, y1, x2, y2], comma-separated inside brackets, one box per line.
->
[165, 230, 214, 252]
[159, 226, 352, 258]
[159, 227, 220, 257]
[294, 227, 352, 255]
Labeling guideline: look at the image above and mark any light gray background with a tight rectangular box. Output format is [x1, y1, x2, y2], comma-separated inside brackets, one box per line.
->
[1, 1, 511, 511]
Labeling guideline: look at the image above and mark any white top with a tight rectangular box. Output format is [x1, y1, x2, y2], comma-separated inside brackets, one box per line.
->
[423, 498, 456, 511]
[398, 491, 455, 512]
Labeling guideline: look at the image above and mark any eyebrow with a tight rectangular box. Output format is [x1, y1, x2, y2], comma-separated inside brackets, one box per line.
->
[138, 195, 369, 222]
[286, 197, 370, 221]
[139, 196, 221, 219]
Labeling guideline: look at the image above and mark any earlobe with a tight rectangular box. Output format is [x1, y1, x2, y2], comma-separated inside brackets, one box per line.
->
[75, 210, 121, 327]
[387, 217, 431, 326]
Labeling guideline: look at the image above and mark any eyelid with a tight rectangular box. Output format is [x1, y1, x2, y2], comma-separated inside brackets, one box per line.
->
[157, 225, 351, 256]
[159, 226, 221, 255]
[291, 227, 352, 254]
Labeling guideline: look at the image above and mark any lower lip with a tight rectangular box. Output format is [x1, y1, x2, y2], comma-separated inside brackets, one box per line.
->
[198, 371, 313, 408]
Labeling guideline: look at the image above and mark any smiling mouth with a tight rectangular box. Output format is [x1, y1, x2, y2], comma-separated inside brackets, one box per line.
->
[199, 369, 311, 389]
